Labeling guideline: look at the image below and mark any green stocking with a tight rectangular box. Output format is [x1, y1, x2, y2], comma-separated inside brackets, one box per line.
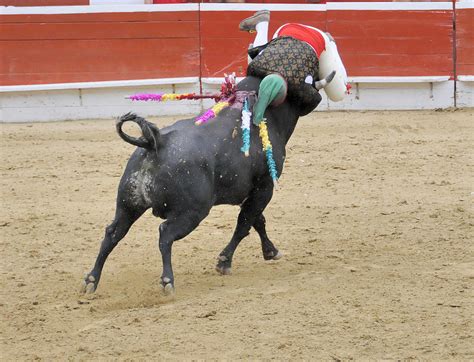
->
[253, 73, 287, 125]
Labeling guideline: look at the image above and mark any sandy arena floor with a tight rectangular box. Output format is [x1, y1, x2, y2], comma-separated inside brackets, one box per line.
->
[1, 109, 473, 360]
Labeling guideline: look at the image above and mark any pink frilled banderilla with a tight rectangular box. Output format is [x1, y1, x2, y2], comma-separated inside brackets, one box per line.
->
[127, 73, 238, 125]
[128, 73, 278, 188]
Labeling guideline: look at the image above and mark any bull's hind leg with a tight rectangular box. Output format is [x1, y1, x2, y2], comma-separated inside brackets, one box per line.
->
[253, 214, 282, 261]
[216, 183, 273, 275]
[80, 204, 145, 294]
[158, 210, 208, 295]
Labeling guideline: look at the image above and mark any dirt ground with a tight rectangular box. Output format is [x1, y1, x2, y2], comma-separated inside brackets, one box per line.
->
[1, 109, 473, 360]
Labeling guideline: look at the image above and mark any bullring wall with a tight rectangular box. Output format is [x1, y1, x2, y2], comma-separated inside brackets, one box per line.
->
[0, 2, 472, 122]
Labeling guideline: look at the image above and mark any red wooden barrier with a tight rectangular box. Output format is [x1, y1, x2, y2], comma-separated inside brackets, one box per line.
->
[327, 8, 453, 77]
[456, 5, 474, 76]
[0, 0, 87, 5]
[0, 4, 465, 87]
[0, 10, 200, 85]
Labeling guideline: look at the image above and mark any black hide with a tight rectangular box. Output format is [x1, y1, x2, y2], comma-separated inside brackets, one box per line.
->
[81, 76, 303, 294]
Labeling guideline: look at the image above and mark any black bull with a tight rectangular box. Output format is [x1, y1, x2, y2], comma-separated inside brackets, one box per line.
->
[80, 76, 316, 295]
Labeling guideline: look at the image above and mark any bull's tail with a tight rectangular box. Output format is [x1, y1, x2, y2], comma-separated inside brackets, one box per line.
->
[116, 113, 161, 150]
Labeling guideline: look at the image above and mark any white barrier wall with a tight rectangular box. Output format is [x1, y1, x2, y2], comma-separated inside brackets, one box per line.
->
[0, 79, 201, 122]
[0, 77, 463, 122]
[456, 77, 474, 108]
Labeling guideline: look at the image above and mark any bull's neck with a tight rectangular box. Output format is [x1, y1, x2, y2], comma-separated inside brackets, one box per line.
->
[270, 103, 300, 145]
[237, 76, 301, 144]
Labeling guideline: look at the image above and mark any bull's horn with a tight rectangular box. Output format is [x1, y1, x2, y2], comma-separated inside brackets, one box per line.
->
[315, 71, 336, 90]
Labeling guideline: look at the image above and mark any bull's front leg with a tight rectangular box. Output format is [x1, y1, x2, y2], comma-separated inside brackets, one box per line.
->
[253, 213, 282, 261]
[216, 183, 274, 275]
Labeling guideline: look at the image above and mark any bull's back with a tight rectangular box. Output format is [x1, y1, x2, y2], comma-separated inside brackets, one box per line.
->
[158, 109, 261, 206]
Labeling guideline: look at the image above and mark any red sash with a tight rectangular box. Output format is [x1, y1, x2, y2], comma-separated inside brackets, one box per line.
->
[276, 23, 326, 57]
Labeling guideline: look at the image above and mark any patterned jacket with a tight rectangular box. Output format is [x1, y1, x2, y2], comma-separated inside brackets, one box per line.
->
[247, 36, 322, 116]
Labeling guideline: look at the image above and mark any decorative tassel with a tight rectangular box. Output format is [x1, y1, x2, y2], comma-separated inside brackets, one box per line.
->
[128, 93, 165, 101]
[128, 74, 238, 125]
[161, 93, 180, 101]
[195, 101, 230, 125]
[240, 98, 251, 157]
[128, 92, 220, 102]
[258, 121, 279, 187]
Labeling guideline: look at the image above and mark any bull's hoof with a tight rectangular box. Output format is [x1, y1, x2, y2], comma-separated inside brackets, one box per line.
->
[80, 273, 97, 294]
[215, 265, 232, 275]
[263, 250, 283, 261]
[216, 255, 232, 275]
[160, 283, 175, 296]
[160, 277, 175, 296]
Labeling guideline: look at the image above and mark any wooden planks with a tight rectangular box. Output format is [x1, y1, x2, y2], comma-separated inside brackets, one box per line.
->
[327, 10, 453, 77]
[456, 8, 474, 76]
[0, 21, 198, 40]
[0, 5, 462, 86]
[0, 11, 197, 23]
[1, 39, 200, 84]
[0, 11, 200, 85]
[0, 0, 88, 6]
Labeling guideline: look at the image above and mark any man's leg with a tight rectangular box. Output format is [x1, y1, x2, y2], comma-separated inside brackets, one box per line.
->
[252, 19, 269, 48]
[252, 73, 287, 125]
[239, 10, 270, 63]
